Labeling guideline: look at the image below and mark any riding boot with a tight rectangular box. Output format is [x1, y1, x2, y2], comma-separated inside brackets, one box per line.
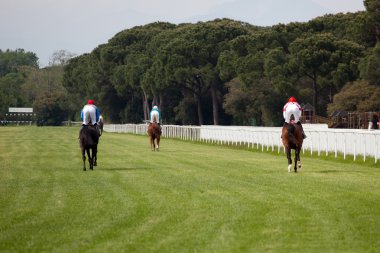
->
[158, 123, 162, 135]
[297, 121, 307, 139]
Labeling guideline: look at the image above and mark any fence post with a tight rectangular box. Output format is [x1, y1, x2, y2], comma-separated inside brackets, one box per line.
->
[344, 133, 346, 160]
[363, 134, 366, 162]
[335, 133, 337, 158]
[353, 133, 356, 161]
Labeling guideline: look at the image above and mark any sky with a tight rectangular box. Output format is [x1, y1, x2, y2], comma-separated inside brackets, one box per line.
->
[0, 0, 366, 67]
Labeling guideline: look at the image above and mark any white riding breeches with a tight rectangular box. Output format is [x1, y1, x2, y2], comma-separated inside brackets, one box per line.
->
[283, 103, 301, 123]
[150, 111, 160, 123]
[82, 105, 97, 125]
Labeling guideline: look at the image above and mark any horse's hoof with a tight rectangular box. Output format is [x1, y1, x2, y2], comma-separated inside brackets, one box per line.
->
[287, 165, 292, 173]
[83, 168, 86, 171]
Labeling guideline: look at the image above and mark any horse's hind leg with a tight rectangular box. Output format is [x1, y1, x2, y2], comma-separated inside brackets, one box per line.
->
[87, 149, 93, 170]
[286, 148, 292, 173]
[93, 146, 97, 167]
[151, 137, 155, 151]
[82, 148, 86, 171]
[156, 138, 160, 151]
[296, 148, 301, 172]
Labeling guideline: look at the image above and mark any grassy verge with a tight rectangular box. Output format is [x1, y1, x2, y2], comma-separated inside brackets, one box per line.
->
[0, 127, 379, 253]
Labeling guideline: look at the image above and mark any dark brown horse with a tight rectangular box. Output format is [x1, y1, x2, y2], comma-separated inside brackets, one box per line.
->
[79, 125, 99, 171]
[98, 120, 104, 136]
[148, 122, 161, 151]
[282, 121, 303, 173]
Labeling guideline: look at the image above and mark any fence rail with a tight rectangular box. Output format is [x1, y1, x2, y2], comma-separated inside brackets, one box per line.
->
[104, 124, 380, 163]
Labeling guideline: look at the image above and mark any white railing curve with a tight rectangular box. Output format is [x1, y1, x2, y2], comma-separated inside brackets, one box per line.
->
[104, 123, 380, 163]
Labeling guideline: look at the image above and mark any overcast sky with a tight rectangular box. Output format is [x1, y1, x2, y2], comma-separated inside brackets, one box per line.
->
[0, 0, 365, 67]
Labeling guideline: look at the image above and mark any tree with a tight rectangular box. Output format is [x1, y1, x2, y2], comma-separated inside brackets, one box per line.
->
[0, 72, 25, 113]
[364, 0, 380, 42]
[49, 50, 76, 66]
[33, 91, 68, 126]
[327, 81, 380, 113]
[0, 49, 39, 115]
[359, 42, 380, 85]
[288, 33, 364, 114]
[223, 77, 281, 126]
[0, 49, 38, 77]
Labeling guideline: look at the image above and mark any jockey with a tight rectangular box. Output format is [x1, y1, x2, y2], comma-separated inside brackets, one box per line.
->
[81, 99, 100, 128]
[283, 97, 307, 139]
[150, 105, 161, 125]
[98, 113, 103, 124]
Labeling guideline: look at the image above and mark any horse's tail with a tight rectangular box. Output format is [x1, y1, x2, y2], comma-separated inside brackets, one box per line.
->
[285, 123, 297, 145]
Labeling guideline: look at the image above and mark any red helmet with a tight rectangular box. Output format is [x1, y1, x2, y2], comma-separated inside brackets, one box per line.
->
[87, 99, 95, 105]
[288, 97, 296, 102]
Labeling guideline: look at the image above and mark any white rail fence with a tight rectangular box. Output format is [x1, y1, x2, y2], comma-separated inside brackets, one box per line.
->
[104, 124, 380, 163]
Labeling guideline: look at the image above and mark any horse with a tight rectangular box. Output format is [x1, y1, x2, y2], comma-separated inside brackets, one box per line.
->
[79, 125, 99, 171]
[98, 120, 104, 136]
[148, 121, 161, 151]
[282, 120, 303, 173]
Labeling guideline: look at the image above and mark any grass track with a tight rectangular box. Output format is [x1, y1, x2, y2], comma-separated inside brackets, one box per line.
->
[0, 127, 380, 253]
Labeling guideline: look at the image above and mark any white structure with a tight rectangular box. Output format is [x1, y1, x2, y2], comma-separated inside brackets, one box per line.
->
[9, 107, 33, 113]
[104, 124, 380, 163]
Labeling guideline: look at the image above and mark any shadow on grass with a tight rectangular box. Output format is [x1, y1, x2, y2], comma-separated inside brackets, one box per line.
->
[311, 169, 365, 174]
[96, 167, 155, 171]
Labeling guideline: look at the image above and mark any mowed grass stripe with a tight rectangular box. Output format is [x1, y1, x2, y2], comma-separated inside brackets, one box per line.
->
[0, 127, 379, 253]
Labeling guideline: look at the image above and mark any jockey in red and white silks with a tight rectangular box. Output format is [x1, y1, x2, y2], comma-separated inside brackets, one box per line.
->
[283, 97, 302, 123]
[283, 97, 307, 138]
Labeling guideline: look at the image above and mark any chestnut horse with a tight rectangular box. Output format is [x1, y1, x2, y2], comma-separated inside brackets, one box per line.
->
[79, 125, 99, 171]
[148, 122, 161, 151]
[282, 121, 303, 173]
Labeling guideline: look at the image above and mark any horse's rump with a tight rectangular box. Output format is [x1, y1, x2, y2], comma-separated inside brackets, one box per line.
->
[148, 122, 160, 138]
[282, 123, 302, 149]
[148, 122, 161, 151]
[79, 125, 99, 148]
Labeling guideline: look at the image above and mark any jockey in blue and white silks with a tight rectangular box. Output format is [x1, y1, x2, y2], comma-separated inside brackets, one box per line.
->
[282, 97, 306, 139]
[150, 105, 161, 124]
[81, 99, 100, 127]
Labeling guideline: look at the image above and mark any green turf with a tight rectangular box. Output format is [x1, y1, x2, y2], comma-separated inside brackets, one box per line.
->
[0, 126, 379, 253]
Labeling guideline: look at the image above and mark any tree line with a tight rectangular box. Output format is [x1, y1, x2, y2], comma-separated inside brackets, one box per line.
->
[1, 0, 380, 126]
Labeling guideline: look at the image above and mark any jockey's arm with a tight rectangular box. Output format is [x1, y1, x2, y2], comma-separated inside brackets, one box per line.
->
[96, 109, 100, 122]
